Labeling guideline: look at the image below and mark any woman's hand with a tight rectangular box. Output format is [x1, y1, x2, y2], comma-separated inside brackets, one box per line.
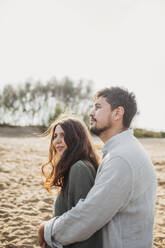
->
[41, 243, 46, 248]
[38, 223, 46, 247]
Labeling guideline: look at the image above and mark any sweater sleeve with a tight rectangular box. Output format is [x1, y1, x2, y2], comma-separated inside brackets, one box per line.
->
[67, 160, 95, 209]
[44, 157, 132, 246]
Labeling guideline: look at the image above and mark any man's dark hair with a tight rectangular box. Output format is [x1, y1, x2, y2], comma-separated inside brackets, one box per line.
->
[94, 86, 137, 128]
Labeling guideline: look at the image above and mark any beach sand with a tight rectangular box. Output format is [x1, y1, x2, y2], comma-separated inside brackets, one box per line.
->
[0, 127, 165, 247]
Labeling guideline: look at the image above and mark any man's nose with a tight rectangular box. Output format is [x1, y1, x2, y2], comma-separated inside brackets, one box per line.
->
[90, 108, 95, 117]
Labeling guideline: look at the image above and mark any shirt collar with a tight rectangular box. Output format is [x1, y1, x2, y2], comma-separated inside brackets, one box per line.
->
[102, 129, 134, 156]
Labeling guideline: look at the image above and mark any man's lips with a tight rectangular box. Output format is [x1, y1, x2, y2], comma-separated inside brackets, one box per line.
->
[90, 118, 96, 124]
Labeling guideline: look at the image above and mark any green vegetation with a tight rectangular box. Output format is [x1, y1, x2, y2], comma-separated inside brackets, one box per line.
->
[134, 128, 165, 138]
[0, 78, 165, 138]
[0, 77, 93, 126]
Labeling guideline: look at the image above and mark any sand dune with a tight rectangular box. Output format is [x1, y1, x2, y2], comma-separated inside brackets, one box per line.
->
[0, 128, 165, 247]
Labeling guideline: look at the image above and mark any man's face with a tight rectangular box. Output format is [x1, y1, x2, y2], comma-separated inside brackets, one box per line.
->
[90, 96, 113, 136]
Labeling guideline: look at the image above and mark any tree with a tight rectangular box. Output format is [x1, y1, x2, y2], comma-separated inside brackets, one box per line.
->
[0, 77, 94, 126]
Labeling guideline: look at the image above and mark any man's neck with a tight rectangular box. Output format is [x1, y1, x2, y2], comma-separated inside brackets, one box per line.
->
[100, 126, 128, 144]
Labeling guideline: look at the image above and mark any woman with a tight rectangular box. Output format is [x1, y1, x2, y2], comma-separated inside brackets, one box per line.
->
[40, 115, 102, 248]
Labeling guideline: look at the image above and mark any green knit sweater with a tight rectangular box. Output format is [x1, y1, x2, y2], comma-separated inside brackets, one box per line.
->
[53, 160, 102, 248]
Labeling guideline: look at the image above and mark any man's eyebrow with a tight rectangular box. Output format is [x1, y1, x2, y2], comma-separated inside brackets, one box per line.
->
[95, 103, 101, 106]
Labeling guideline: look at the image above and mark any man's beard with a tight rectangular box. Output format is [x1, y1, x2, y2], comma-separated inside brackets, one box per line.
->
[90, 124, 110, 136]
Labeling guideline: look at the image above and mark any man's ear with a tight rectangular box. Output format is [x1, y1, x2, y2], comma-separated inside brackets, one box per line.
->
[113, 106, 125, 121]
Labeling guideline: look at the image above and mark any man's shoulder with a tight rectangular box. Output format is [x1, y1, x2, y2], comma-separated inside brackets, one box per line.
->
[105, 136, 150, 164]
[102, 137, 155, 183]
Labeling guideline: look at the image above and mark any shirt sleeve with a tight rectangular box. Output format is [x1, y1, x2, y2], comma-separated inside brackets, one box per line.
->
[44, 156, 133, 246]
[44, 217, 63, 248]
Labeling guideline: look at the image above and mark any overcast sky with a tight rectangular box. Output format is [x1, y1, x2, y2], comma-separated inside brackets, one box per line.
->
[0, 0, 164, 131]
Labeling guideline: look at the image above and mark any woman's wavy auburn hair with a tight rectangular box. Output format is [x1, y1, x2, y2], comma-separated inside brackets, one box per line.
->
[42, 115, 99, 193]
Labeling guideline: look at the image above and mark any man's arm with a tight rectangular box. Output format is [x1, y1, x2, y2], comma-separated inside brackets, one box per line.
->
[44, 157, 133, 246]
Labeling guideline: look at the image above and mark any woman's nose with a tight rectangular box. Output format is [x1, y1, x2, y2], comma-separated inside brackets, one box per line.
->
[55, 136, 62, 144]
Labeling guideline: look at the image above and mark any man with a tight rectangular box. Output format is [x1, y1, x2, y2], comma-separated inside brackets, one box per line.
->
[38, 86, 157, 248]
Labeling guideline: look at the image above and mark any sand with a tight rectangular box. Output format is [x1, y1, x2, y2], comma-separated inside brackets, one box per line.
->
[0, 127, 165, 248]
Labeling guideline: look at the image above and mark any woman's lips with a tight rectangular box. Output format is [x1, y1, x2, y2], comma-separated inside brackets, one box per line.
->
[56, 146, 65, 150]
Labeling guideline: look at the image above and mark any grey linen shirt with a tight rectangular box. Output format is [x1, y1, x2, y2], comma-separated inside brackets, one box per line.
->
[44, 129, 157, 248]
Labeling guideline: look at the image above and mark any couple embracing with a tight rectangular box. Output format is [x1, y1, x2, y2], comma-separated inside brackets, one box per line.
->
[38, 86, 157, 248]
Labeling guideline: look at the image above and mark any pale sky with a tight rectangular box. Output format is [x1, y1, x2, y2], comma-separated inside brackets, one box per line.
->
[0, 0, 165, 131]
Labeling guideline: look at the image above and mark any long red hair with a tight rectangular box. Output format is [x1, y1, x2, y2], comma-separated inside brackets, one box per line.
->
[42, 115, 99, 193]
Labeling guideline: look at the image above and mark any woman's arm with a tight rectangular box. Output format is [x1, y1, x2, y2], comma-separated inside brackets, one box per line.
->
[67, 160, 95, 209]
[65, 161, 102, 248]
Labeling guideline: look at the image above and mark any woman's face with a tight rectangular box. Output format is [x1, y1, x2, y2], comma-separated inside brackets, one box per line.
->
[53, 125, 67, 157]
